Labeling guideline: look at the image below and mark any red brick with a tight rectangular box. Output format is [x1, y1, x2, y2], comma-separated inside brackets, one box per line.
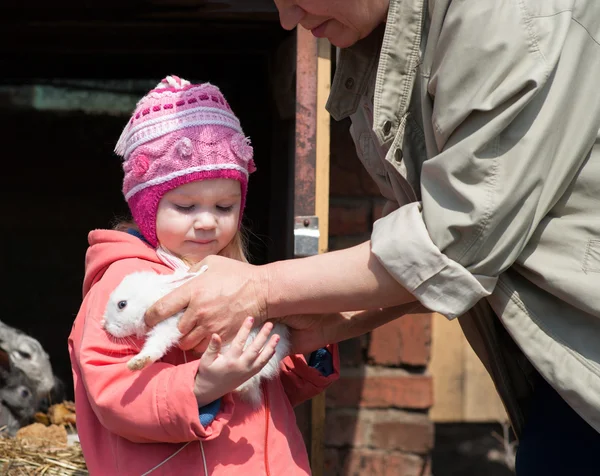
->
[372, 199, 401, 221]
[325, 408, 434, 454]
[329, 159, 381, 196]
[369, 410, 434, 454]
[328, 234, 371, 251]
[368, 313, 432, 367]
[372, 199, 387, 221]
[329, 200, 371, 236]
[325, 408, 371, 447]
[342, 449, 427, 476]
[326, 368, 433, 409]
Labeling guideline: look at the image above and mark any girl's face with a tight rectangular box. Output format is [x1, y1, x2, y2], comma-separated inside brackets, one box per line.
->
[156, 179, 242, 265]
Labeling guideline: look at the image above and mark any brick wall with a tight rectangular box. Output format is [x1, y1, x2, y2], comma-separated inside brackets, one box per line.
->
[323, 118, 434, 475]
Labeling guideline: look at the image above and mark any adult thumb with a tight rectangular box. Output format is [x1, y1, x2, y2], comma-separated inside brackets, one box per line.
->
[145, 285, 191, 327]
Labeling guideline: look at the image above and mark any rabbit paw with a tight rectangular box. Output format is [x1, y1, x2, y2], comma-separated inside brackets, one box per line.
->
[127, 355, 153, 371]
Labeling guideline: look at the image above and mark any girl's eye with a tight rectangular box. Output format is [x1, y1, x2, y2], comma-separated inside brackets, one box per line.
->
[216, 205, 234, 212]
[175, 204, 194, 212]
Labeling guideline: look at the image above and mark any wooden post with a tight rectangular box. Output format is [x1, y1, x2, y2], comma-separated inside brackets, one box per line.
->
[310, 37, 331, 476]
[429, 313, 507, 422]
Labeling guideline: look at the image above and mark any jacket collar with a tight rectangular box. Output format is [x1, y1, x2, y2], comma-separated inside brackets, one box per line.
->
[327, 0, 427, 145]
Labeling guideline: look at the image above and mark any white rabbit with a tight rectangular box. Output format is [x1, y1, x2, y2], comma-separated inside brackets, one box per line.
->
[102, 268, 290, 405]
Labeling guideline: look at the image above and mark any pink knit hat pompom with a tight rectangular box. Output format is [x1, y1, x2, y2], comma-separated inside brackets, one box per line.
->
[114, 75, 256, 247]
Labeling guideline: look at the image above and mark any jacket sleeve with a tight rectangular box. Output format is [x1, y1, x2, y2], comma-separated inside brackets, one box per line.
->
[75, 258, 234, 444]
[279, 344, 340, 407]
[371, 2, 600, 318]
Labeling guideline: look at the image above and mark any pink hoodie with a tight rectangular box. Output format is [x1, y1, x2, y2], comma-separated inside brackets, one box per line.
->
[69, 230, 339, 475]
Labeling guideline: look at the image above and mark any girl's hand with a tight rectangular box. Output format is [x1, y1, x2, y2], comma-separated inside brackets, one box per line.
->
[193, 317, 280, 407]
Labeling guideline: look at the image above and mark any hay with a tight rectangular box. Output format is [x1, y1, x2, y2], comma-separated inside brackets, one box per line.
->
[0, 436, 88, 476]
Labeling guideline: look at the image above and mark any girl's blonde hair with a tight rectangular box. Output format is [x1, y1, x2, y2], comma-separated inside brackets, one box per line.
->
[113, 219, 249, 264]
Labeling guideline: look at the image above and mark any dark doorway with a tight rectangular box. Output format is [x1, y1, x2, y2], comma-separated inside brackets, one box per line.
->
[0, 10, 295, 399]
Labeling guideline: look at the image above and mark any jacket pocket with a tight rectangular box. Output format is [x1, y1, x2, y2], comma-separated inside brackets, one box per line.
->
[583, 239, 600, 273]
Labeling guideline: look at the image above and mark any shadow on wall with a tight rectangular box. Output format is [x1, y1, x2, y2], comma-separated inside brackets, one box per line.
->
[432, 422, 516, 476]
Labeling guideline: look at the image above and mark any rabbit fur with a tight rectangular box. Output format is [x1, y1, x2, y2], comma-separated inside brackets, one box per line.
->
[103, 269, 290, 405]
[0, 349, 38, 436]
[0, 321, 55, 397]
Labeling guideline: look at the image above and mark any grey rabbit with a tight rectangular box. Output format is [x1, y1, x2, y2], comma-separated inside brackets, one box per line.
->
[0, 320, 55, 397]
[0, 349, 38, 436]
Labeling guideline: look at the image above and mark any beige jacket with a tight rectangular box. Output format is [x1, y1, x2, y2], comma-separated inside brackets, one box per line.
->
[327, 0, 600, 436]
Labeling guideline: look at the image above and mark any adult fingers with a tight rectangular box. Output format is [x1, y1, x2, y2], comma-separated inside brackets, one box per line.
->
[199, 334, 221, 366]
[145, 284, 192, 327]
[179, 325, 209, 351]
[176, 299, 204, 337]
[192, 338, 210, 354]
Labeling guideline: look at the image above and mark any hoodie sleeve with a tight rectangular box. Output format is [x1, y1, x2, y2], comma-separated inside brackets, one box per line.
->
[279, 344, 340, 407]
[74, 258, 234, 444]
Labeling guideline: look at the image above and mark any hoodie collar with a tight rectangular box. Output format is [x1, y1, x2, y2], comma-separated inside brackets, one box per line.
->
[83, 229, 163, 296]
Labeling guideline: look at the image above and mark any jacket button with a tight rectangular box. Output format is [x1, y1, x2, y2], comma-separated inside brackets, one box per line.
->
[345, 77, 355, 90]
[394, 147, 403, 162]
[383, 120, 392, 135]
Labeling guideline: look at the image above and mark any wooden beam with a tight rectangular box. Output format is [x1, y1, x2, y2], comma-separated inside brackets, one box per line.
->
[429, 313, 507, 422]
[293, 26, 317, 217]
[429, 313, 466, 421]
[315, 38, 331, 255]
[310, 37, 332, 476]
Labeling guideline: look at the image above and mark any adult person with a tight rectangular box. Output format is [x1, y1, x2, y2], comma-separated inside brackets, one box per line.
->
[146, 1, 600, 473]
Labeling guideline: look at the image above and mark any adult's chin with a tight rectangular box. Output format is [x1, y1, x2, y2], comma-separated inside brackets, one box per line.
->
[314, 21, 361, 49]
[329, 33, 361, 49]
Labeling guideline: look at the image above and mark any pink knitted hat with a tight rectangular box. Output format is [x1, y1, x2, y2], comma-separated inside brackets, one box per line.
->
[114, 75, 256, 247]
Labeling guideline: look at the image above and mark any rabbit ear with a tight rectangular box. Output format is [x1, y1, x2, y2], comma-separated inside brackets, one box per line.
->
[167, 269, 205, 287]
[169, 273, 196, 285]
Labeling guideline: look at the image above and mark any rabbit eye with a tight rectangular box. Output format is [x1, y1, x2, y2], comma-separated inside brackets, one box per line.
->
[17, 350, 31, 360]
[20, 388, 30, 399]
[118, 300, 127, 310]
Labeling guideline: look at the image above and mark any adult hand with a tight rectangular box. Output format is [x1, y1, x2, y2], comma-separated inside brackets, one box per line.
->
[193, 318, 280, 407]
[273, 0, 391, 48]
[144, 255, 269, 352]
[279, 313, 347, 355]
[280, 303, 427, 355]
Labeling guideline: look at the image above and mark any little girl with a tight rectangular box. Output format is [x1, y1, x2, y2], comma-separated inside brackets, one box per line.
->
[68, 76, 339, 475]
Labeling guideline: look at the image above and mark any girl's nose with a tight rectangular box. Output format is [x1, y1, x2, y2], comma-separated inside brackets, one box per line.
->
[193, 212, 217, 230]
